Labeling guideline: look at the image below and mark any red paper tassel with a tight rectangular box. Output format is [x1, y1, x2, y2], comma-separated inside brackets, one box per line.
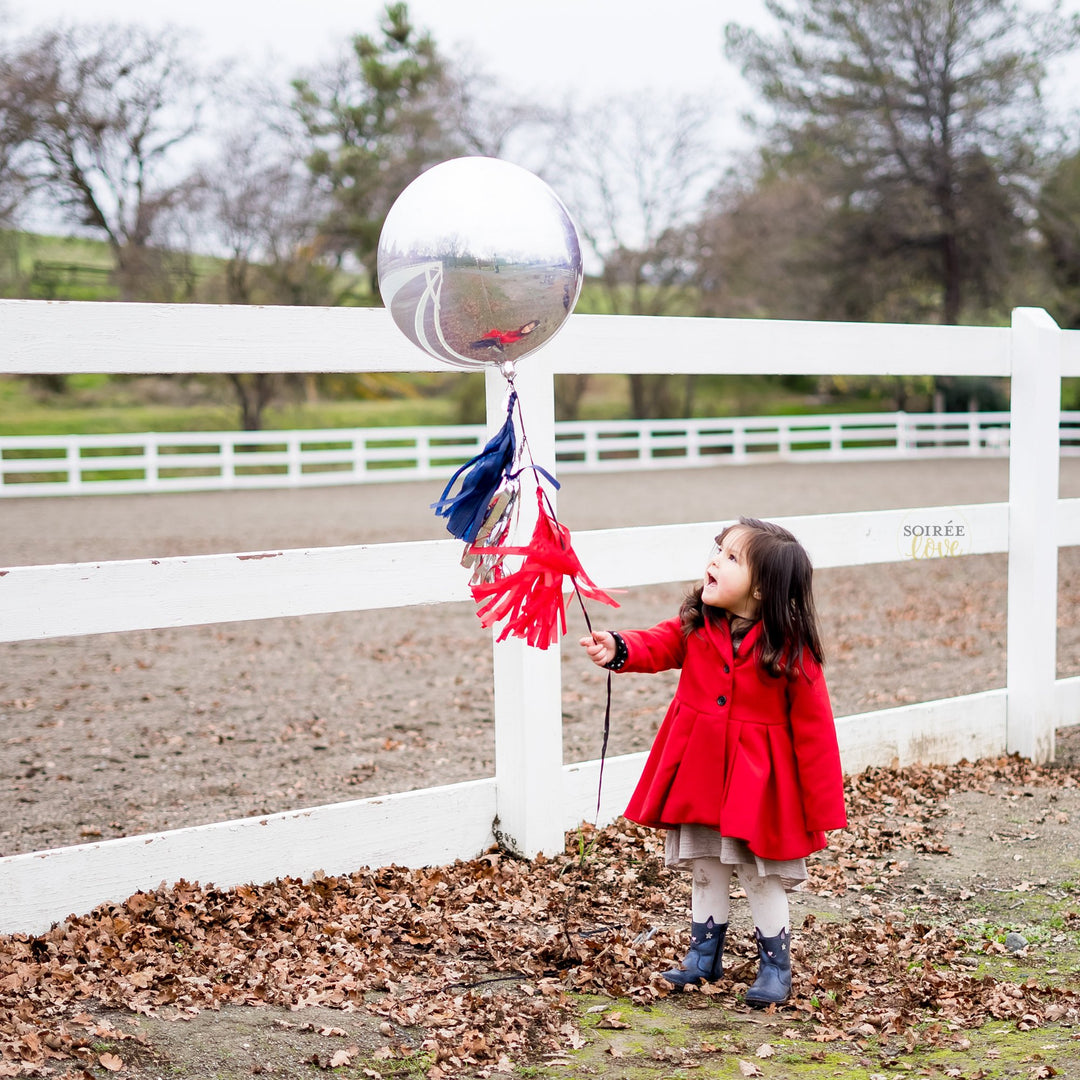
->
[469, 488, 619, 649]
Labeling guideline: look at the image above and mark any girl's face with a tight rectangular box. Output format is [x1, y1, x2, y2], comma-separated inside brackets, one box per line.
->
[703, 527, 758, 618]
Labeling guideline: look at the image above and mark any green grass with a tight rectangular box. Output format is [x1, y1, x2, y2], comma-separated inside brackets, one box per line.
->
[0, 228, 370, 305]
[0, 372, 918, 438]
[1, 230, 88, 299]
[0, 373, 474, 436]
[0, 398, 467, 436]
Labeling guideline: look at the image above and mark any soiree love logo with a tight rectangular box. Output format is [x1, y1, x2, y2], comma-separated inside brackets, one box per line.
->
[897, 508, 973, 560]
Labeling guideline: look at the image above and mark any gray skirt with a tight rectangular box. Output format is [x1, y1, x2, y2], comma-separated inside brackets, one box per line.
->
[664, 824, 808, 891]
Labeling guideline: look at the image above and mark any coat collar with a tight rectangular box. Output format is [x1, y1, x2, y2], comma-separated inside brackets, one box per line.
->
[702, 612, 762, 662]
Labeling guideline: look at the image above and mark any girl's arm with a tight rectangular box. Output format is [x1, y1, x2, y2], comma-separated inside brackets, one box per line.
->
[579, 618, 686, 673]
[614, 618, 687, 673]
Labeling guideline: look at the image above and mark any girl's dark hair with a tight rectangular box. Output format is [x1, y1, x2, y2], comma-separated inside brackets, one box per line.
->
[679, 517, 824, 680]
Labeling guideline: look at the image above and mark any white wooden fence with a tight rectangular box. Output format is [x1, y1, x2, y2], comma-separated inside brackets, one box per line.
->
[4, 411, 1080, 498]
[1, 300, 1078, 936]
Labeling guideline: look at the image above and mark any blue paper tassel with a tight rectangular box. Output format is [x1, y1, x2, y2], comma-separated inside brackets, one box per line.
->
[431, 391, 518, 542]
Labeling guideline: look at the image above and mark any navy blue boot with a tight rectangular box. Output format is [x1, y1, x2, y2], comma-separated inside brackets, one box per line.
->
[662, 916, 727, 988]
[745, 927, 791, 1006]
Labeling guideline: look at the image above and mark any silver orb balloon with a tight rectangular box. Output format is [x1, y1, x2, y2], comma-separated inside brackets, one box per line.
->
[377, 157, 583, 373]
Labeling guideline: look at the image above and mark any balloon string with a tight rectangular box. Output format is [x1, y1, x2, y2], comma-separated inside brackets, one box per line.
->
[569, 551, 614, 825]
[509, 384, 613, 825]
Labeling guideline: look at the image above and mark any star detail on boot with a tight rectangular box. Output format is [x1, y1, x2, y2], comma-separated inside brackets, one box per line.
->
[662, 918, 728, 989]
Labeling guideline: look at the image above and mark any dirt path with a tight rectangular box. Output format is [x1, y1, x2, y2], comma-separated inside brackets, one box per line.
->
[2, 457, 1079, 856]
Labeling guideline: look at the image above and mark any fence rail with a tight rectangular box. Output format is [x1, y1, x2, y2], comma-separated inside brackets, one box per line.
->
[1, 299, 1078, 935]
[4, 410, 1079, 497]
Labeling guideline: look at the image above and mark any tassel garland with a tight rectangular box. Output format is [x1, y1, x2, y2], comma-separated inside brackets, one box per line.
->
[430, 391, 518, 543]
[429, 392, 618, 820]
[469, 487, 619, 649]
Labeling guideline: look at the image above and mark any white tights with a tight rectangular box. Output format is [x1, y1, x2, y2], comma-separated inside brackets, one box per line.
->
[690, 857, 788, 937]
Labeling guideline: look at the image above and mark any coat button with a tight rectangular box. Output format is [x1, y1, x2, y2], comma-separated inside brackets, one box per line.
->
[716, 695, 727, 706]
[723, 664, 731, 673]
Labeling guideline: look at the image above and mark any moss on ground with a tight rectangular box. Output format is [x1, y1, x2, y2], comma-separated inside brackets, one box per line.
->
[516, 998, 1080, 1079]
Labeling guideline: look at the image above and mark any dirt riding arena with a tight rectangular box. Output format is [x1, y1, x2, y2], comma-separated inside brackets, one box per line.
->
[2, 456, 1079, 857]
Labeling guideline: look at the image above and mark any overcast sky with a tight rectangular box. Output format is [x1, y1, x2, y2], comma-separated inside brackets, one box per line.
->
[10, 1, 1079, 144]
[7, 1, 765, 106]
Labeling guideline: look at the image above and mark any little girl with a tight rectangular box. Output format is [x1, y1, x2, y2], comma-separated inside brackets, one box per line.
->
[580, 517, 846, 1006]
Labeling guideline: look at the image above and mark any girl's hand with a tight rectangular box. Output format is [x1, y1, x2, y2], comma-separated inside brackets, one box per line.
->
[579, 630, 615, 667]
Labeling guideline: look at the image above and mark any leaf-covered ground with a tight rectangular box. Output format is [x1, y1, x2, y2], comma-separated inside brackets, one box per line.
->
[3, 753, 1080, 1079]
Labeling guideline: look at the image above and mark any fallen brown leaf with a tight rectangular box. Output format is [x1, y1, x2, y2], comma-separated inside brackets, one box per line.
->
[328, 1046, 358, 1067]
[596, 1012, 629, 1029]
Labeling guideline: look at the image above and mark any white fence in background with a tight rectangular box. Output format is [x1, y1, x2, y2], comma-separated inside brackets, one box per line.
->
[0, 299, 1078, 936]
[4, 410, 1080, 498]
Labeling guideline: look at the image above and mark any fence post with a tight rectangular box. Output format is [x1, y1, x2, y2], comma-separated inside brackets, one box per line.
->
[585, 426, 599, 469]
[487, 362, 566, 858]
[639, 426, 652, 467]
[221, 436, 235, 487]
[352, 431, 366, 482]
[287, 433, 302, 485]
[732, 420, 746, 462]
[145, 434, 159, 492]
[1007, 308, 1062, 763]
[687, 419, 701, 464]
[64, 436, 79, 492]
[778, 417, 791, 458]
[416, 430, 431, 479]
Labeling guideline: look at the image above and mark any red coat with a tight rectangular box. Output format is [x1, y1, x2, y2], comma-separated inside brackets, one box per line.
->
[620, 616, 847, 861]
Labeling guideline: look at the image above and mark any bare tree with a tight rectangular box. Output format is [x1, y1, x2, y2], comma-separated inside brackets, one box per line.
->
[543, 94, 720, 418]
[0, 13, 38, 229]
[1038, 149, 1080, 330]
[197, 129, 337, 307]
[190, 125, 339, 430]
[0, 62, 27, 224]
[438, 60, 551, 160]
[8, 22, 207, 299]
[694, 168, 835, 321]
